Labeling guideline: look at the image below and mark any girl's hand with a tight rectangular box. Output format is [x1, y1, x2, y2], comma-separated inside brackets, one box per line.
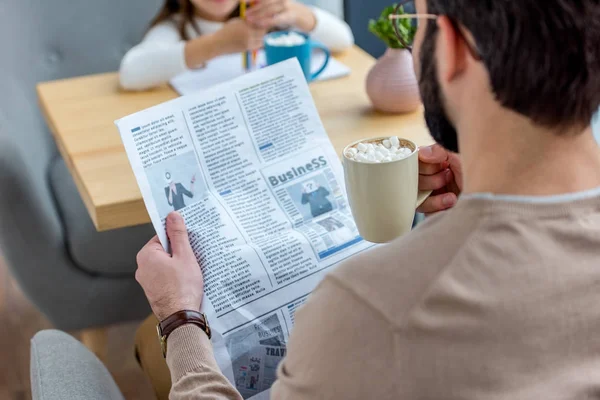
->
[246, 0, 316, 32]
[215, 18, 266, 54]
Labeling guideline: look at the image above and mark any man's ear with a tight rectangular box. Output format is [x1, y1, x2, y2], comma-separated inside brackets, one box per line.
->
[436, 16, 468, 83]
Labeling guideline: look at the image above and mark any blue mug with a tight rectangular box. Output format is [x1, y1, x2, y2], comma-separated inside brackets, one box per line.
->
[264, 31, 330, 82]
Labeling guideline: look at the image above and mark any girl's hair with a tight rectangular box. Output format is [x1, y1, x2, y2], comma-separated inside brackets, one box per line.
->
[150, 0, 241, 40]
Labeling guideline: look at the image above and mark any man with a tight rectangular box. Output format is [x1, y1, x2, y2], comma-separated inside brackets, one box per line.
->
[164, 172, 196, 212]
[300, 182, 333, 218]
[135, 0, 600, 398]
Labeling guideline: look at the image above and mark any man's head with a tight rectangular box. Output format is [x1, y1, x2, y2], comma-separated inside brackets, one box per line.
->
[412, 0, 600, 153]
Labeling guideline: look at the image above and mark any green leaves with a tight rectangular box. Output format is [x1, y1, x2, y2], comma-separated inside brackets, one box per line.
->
[368, 4, 417, 49]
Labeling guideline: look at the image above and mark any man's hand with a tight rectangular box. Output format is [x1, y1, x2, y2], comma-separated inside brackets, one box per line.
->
[417, 144, 463, 215]
[136, 212, 204, 321]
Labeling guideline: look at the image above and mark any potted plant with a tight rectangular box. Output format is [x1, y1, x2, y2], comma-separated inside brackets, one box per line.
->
[366, 4, 421, 113]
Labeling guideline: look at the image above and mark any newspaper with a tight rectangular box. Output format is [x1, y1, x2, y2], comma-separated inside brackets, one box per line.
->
[115, 59, 375, 399]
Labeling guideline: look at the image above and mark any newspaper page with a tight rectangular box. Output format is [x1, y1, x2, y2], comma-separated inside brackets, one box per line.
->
[116, 59, 375, 399]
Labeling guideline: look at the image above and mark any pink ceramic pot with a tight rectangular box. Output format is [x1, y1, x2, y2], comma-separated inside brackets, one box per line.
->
[366, 48, 421, 113]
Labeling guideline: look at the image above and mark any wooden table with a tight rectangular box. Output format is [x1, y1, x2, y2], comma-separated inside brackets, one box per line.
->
[37, 46, 432, 232]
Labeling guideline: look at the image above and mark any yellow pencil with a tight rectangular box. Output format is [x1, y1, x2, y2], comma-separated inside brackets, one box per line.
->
[250, 0, 257, 67]
[240, 1, 249, 70]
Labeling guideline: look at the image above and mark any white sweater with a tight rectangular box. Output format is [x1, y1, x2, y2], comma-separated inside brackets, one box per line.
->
[120, 7, 354, 90]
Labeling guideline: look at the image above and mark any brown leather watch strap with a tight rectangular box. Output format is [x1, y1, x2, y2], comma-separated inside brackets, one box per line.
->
[157, 310, 211, 357]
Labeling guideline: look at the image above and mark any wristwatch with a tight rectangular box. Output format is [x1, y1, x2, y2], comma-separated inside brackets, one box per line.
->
[156, 310, 212, 358]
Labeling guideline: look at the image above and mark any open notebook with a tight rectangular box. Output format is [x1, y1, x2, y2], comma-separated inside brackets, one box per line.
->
[170, 50, 350, 96]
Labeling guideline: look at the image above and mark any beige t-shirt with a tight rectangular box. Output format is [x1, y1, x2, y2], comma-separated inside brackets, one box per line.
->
[167, 190, 600, 399]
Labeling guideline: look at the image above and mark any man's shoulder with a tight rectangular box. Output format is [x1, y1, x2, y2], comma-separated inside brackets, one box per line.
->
[328, 206, 482, 327]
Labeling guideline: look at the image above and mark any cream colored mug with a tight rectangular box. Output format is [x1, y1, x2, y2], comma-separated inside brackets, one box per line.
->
[343, 137, 431, 243]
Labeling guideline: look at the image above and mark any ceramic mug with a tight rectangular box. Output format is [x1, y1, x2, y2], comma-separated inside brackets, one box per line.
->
[264, 31, 330, 82]
[343, 137, 431, 243]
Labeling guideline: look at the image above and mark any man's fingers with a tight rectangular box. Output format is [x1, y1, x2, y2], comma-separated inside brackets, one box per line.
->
[137, 236, 166, 263]
[447, 152, 463, 190]
[136, 236, 167, 281]
[419, 169, 453, 191]
[419, 144, 449, 164]
[144, 235, 162, 248]
[417, 193, 457, 214]
[419, 160, 446, 176]
[166, 212, 194, 259]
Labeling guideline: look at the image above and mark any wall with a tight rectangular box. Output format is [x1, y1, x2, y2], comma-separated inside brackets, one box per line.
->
[344, 0, 394, 58]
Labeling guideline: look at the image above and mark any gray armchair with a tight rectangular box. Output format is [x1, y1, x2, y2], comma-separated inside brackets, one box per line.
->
[31, 330, 125, 400]
[0, 0, 164, 331]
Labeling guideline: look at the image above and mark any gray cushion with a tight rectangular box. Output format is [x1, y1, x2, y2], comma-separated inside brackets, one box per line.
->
[31, 330, 124, 400]
[49, 156, 155, 276]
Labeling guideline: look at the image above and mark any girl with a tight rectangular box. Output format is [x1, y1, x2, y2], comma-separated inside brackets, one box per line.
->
[120, 0, 354, 90]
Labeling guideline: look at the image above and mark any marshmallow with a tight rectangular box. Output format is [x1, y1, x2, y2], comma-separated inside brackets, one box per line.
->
[376, 147, 387, 155]
[344, 147, 358, 159]
[345, 137, 413, 163]
[265, 32, 307, 47]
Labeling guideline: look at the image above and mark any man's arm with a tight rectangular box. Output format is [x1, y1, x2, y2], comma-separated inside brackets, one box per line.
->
[135, 213, 395, 399]
[167, 325, 242, 400]
[179, 184, 194, 199]
[166, 275, 396, 400]
[135, 213, 242, 399]
[271, 276, 396, 400]
[301, 192, 309, 204]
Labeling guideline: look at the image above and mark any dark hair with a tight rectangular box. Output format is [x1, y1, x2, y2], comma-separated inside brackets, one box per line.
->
[426, 0, 600, 130]
[150, 0, 240, 40]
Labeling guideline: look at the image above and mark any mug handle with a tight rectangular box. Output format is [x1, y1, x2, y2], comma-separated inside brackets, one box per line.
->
[416, 190, 433, 208]
[308, 39, 331, 82]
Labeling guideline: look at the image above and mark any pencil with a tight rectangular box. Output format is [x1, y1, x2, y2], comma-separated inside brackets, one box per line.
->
[240, 0, 249, 71]
[250, 0, 257, 68]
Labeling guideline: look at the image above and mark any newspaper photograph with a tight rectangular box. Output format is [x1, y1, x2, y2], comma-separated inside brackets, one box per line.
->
[116, 59, 375, 399]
